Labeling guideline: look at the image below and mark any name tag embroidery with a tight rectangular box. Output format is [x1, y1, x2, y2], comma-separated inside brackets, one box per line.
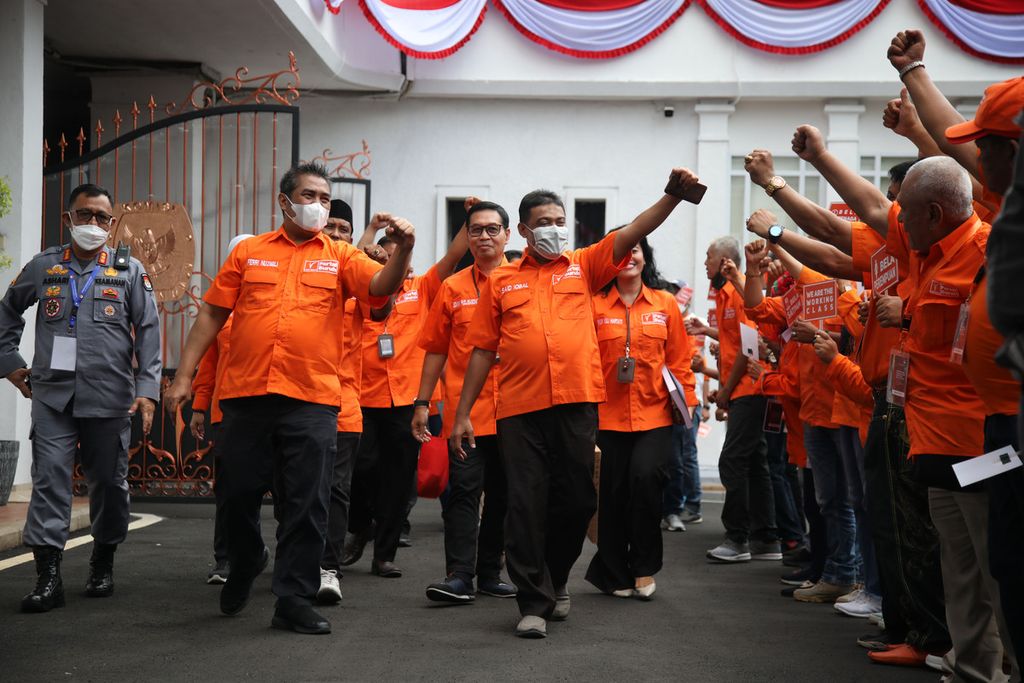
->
[499, 282, 529, 295]
[452, 298, 478, 310]
[723, 308, 737, 320]
[928, 280, 961, 299]
[303, 259, 339, 275]
[597, 317, 624, 326]
[247, 258, 279, 268]
[641, 312, 668, 326]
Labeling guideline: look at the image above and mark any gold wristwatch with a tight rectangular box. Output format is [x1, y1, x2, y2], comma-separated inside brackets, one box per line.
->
[764, 175, 787, 197]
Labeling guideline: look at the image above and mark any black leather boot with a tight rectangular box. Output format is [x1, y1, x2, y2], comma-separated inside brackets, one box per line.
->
[85, 543, 116, 597]
[21, 546, 65, 613]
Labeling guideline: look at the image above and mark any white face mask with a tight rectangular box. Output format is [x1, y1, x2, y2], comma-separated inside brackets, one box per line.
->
[286, 197, 328, 233]
[529, 223, 569, 259]
[69, 224, 110, 251]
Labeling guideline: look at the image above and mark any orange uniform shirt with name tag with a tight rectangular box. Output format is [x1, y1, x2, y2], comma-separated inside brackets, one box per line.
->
[360, 265, 444, 409]
[204, 227, 385, 406]
[887, 211, 987, 458]
[715, 281, 758, 401]
[337, 298, 364, 432]
[592, 285, 698, 432]
[418, 261, 505, 438]
[191, 316, 233, 425]
[964, 275, 1020, 417]
[464, 232, 628, 420]
[851, 222, 904, 389]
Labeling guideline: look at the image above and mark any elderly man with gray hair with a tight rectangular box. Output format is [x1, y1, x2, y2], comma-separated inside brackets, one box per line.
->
[687, 236, 779, 563]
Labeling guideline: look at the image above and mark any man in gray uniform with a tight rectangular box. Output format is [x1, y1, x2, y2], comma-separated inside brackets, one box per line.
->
[0, 183, 161, 613]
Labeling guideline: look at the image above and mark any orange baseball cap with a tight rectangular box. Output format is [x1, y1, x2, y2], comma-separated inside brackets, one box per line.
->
[946, 77, 1024, 145]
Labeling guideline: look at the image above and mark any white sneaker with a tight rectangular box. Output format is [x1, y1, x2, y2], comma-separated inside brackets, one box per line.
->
[317, 567, 342, 604]
[661, 514, 686, 532]
[835, 587, 862, 604]
[551, 586, 571, 621]
[834, 591, 882, 618]
[925, 653, 951, 673]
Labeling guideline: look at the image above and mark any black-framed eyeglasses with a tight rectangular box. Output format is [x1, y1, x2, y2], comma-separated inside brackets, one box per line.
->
[468, 224, 505, 237]
[67, 209, 113, 226]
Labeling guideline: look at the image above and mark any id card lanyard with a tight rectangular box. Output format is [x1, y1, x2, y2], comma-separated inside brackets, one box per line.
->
[949, 266, 985, 366]
[67, 265, 101, 335]
[887, 219, 979, 406]
[617, 301, 635, 383]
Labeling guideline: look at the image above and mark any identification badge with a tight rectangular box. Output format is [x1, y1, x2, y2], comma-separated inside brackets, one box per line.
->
[887, 349, 909, 407]
[763, 397, 784, 434]
[950, 302, 969, 365]
[952, 445, 1023, 488]
[377, 334, 395, 359]
[617, 357, 635, 383]
[51, 335, 77, 372]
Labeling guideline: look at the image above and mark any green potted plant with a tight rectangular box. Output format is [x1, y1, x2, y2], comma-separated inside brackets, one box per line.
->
[0, 175, 19, 504]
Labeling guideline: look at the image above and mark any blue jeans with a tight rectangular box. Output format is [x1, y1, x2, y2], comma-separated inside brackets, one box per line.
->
[662, 412, 701, 516]
[839, 425, 877, 596]
[804, 426, 858, 586]
[766, 429, 804, 544]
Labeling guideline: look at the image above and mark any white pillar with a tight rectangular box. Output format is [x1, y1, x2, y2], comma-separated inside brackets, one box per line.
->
[824, 101, 865, 206]
[0, 0, 45, 485]
[693, 100, 735, 316]
[693, 100, 734, 481]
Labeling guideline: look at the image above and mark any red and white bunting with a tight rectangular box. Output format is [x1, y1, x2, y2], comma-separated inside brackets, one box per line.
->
[357, 0, 487, 59]
[695, 0, 890, 54]
[492, 0, 690, 59]
[917, 0, 1024, 64]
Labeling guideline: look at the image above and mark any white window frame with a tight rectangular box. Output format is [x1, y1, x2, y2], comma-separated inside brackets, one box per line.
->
[563, 186, 618, 251]
[729, 156, 825, 240]
[434, 185, 490, 262]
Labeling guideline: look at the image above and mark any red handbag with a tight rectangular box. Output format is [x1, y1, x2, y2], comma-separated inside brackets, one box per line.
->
[417, 436, 450, 498]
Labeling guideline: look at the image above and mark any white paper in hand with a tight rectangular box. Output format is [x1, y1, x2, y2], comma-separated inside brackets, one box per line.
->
[952, 446, 1023, 488]
[739, 323, 759, 361]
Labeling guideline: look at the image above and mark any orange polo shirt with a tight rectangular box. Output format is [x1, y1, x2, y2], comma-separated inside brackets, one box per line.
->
[592, 285, 697, 432]
[360, 265, 444, 409]
[465, 232, 627, 420]
[851, 222, 904, 388]
[337, 298, 364, 432]
[964, 274, 1021, 417]
[753, 341, 807, 468]
[888, 213, 987, 458]
[824, 354, 873, 445]
[204, 226, 385, 406]
[191, 316, 233, 425]
[715, 282, 758, 401]
[418, 261, 505, 438]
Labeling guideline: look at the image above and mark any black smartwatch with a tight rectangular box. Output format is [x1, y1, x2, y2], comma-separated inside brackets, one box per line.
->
[413, 399, 431, 409]
[767, 224, 785, 244]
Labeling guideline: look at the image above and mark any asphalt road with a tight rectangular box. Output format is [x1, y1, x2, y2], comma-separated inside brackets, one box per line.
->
[0, 500, 935, 682]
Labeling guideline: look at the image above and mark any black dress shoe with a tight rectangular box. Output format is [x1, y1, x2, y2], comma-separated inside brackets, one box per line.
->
[271, 601, 331, 635]
[220, 546, 271, 616]
[371, 560, 402, 578]
[21, 546, 65, 613]
[340, 533, 368, 567]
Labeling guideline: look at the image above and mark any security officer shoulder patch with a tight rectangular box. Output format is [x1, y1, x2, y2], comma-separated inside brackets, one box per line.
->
[141, 273, 153, 291]
[44, 298, 62, 319]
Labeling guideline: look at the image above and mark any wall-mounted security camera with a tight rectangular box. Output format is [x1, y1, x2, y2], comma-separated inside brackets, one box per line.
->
[663, 106, 675, 118]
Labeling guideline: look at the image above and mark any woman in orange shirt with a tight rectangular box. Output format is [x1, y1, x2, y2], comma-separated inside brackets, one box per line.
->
[585, 236, 696, 600]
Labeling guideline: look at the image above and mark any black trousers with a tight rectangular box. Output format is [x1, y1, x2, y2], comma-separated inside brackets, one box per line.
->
[443, 434, 507, 581]
[586, 427, 671, 593]
[863, 392, 949, 651]
[986, 412, 1024, 675]
[209, 423, 228, 563]
[348, 406, 421, 563]
[498, 403, 598, 618]
[218, 395, 337, 605]
[718, 395, 777, 544]
[321, 432, 361, 573]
